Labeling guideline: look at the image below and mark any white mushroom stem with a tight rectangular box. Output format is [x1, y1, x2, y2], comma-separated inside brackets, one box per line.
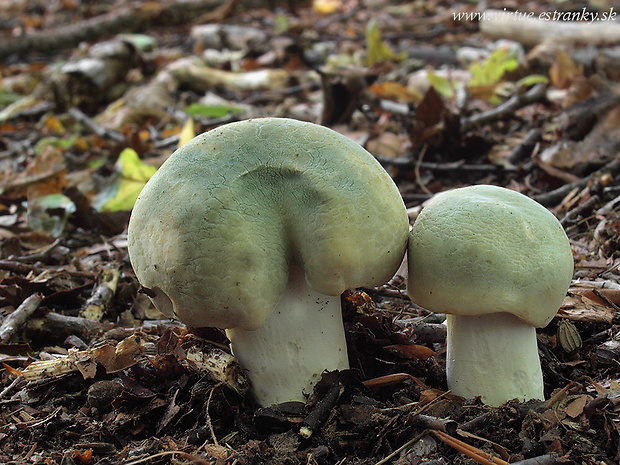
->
[225, 268, 350, 407]
[446, 312, 544, 407]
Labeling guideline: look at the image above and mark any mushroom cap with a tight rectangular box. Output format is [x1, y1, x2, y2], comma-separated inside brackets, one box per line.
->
[128, 118, 409, 330]
[407, 185, 573, 328]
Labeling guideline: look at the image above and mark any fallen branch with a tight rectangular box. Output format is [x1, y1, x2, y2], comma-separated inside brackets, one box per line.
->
[68, 107, 125, 142]
[480, 9, 620, 47]
[0, 0, 227, 59]
[507, 128, 541, 165]
[0, 294, 43, 344]
[373, 154, 517, 174]
[461, 84, 547, 132]
[534, 154, 620, 206]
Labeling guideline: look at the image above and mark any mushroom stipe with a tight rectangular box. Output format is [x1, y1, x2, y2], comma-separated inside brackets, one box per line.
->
[407, 185, 574, 407]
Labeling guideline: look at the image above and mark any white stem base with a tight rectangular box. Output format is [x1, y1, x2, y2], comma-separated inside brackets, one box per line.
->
[446, 313, 544, 407]
[226, 270, 350, 406]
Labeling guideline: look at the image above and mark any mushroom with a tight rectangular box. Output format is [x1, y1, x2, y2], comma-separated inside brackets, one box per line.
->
[127, 118, 409, 406]
[407, 185, 573, 406]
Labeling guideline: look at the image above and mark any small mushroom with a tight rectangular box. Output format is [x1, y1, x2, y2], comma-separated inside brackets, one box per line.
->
[407, 185, 573, 406]
[128, 118, 409, 406]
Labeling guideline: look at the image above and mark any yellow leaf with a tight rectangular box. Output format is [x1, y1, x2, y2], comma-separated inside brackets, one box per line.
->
[313, 0, 341, 14]
[179, 117, 195, 147]
[369, 81, 422, 103]
[101, 148, 157, 212]
[426, 70, 455, 98]
[365, 19, 406, 66]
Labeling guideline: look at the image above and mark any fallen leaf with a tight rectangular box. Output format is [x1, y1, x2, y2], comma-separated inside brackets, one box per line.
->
[384, 344, 436, 360]
[565, 395, 589, 418]
[550, 49, 582, 90]
[365, 19, 406, 66]
[313, 0, 341, 14]
[100, 148, 157, 212]
[178, 117, 195, 147]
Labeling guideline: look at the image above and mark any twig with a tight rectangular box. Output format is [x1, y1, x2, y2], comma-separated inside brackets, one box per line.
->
[507, 128, 541, 165]
[544, 375, 605, 409]
[459, 412, 491, 432]
[10, 238, 62, 264]
[509, 454, 560, 465]
[79, 265, 121, 321]
[374, 154, 517, 173]
[534, 154, 620, 206]
[363, 286, 409, 300]
[299, 382, 343, 439]
[0, 375, 24, 399]
[69, 108, 124, 142]
[0, 294, 44, 344]
[414, 144, 432, 195]
[560, 195, 600, 227]
[461, 84, 547, 132]
[124, 451, 211, 465]
[203, 387, 219, 447]
[374, 430, 430, 465]
[431, 429, 509, 465]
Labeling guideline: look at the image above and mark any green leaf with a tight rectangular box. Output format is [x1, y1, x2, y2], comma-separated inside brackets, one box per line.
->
[120, 34, 157, 52]
[516, 74, 549, 87]
[100, 148, 157, 212]
[274, 13, 289, 34]
[469, 48, 519, 87]
[0, 90, 23, 107]
[34, 135, 78, 154]
[426, 71, 455, 98]
[27, 193, 76, 237]
[365, 19, 407, 66]
[184, 103, 241, 118]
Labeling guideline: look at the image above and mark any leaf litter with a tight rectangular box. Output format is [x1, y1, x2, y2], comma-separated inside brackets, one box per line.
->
[2, 0, 620, 463]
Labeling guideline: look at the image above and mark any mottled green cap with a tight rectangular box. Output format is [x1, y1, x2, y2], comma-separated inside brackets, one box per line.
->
[407, 185, 573, 328]
[128, 118, 409, 330]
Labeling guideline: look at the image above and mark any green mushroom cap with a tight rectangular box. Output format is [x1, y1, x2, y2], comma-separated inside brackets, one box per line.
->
[407, 184, 574, 328]
[128, 118, 409, 330]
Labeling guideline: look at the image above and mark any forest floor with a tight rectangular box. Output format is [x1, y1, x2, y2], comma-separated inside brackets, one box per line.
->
[1, 0, 620, 464]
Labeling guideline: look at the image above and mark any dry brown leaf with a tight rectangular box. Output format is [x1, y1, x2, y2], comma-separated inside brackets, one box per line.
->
[549, 49, 582, 90]
[565, 395, 589, 418]
[559, 291, 616, 324]
[384, 344, 436, 360]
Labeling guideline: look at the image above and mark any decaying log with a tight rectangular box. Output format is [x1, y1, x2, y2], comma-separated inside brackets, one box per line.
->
[480, 9, 620, 47]
[50, 38, 140, 113]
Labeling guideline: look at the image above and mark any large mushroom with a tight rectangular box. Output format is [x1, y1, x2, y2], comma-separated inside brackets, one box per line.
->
[128, 117, 409, 406]
[407, 185, 573, 407]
